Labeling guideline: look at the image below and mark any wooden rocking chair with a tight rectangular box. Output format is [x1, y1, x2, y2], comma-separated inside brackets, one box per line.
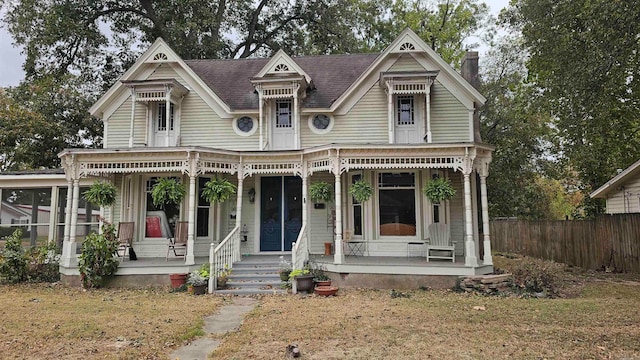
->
[116, 222, 135, 260]
[166, 221, 188, 261]
[425, 223, 456, 262]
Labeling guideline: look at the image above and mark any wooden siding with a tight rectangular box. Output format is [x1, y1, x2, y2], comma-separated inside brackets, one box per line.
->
[388, 53, 425, 72]
[605, 175, 640, 214]
[491, 214, 640, 273]
[106, 100, 132, 148]
[302, 84, 388, 147]
[112, 175, 122, 225]
[308, 173, 335, 253]
[430, 81, 469, 143]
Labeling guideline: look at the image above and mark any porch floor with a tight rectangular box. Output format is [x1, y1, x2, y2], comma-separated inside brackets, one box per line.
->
[309, 254, 493, 277]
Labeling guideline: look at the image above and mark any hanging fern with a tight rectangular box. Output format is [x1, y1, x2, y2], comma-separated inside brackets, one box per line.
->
[349, 180, 373, 203]
[201, 177, 237, 204]
[309, 181, 332, 203]
[151, 178, 186, 208]
[83, 181, 117, 207]
[423, 177, 456, 203]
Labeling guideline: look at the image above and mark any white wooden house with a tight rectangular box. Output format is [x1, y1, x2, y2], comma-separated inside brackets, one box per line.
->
[57, 29, 494, 287]
[591, 159, 640, 213]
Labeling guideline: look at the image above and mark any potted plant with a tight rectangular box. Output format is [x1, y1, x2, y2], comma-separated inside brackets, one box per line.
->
[217, 264, 231, 289]
[83, 181, 117, 208]
[151, 178, 186, 208]
[423, 177, 456, 203]
[201, 177, 237, 204]
[187, 264, 209, 295]
[307, 260, 331, 286]
[279, 257, 292, 281]
[309, 181, 332, 204]
[349, 179, 373, 203]
[289, 268, 314, 293]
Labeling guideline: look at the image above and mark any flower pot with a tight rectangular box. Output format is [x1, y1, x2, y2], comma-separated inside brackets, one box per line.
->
[314, 286, 338, 296]
[217, 276, 228, 289]
[315, 280, 332, 287]
[279, 270, 291, 281]
[324, 242, 333, 255]
[169, 273, 188, 289]
[192, 284, 207, 295]
[295, 275, 315, 293]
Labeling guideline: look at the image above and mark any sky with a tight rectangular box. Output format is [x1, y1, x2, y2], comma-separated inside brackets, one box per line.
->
[0, 0, 509, 88]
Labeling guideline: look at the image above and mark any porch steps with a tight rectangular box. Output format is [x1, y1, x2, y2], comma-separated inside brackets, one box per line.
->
[216, 255, 287, 295]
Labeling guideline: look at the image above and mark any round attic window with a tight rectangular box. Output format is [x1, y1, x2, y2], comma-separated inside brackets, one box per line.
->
[233, 116, 257, 136]
[308, 114, 334, 134]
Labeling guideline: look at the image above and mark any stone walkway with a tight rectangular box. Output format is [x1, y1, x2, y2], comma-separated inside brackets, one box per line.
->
[169, 297, 257, 360]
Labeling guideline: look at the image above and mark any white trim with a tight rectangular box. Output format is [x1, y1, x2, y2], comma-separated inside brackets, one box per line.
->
[255, 50, 312, 84]
[590, 158, 640, 198]
[330, 29, 484, 115]
[307, 114, 335, 135]
[233, 116, 258, 137]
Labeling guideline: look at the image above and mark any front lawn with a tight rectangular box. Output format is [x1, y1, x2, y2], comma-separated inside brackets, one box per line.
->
[0, 285, 223, 359]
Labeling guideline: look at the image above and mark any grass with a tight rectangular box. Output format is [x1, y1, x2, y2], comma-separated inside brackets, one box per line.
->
[0, 284, 223, 359]
[2, 255, 640, 359]
[212, 255, 640, 359]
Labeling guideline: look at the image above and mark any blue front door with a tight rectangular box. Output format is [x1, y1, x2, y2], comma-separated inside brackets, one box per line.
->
[260, 176, 302, 251]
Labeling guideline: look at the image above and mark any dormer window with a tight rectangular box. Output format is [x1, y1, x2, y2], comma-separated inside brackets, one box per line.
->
[397, 96, 414, 125]
[157, 103, 175, 131]
[276, 100, 292, 128]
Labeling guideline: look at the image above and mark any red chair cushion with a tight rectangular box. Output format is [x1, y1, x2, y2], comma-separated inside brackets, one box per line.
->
[145, 216, 163, 237]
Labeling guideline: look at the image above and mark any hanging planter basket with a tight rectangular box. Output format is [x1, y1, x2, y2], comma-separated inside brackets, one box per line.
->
[309, 181, 332, 203]
[83, 181, 117, 207]
[201, 177, 237, 204]
[423, 177, 456, 203]
[151, 178, 186, 208]
[349, 180, 373, 203]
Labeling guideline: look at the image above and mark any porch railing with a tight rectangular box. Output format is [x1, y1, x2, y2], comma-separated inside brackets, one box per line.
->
[208, 225, 240, 293]
[291, 224, 308, 270]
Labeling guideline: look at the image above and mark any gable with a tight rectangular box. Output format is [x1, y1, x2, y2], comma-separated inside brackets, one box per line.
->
[388, 54, 426, 72]
[255, 50, 312, 84]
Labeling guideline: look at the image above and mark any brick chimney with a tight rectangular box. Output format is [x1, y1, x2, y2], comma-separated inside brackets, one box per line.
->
[461, 51, 480, 89]
[461, 51, 482, 142]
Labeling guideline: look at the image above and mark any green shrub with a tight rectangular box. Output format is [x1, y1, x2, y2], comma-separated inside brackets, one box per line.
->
[78, 223, 119, 288]
[26, 242, 60, 283]
[0, 229, 28, 283]
[510, 257, 564, 298]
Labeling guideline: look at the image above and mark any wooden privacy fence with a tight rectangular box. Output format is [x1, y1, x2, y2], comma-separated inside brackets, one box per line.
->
[490, 214, 640, 273]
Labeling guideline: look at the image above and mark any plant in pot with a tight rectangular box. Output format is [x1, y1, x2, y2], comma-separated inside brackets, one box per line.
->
[309, 181, 332, 207]
[83, 181, 117, 228]
[151, 178, 186, 209]
[308, 260, 331, 287]
[423, 177, 456, 203]
[217, 264, 232, 289]
[187, 265, 209, 295]
[349, 179, 373, 203]
[279, 257, 292, 281]
[289, 268, 314, 293]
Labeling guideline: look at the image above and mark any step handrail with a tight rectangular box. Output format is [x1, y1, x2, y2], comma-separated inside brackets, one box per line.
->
[209, 225, 240, 293]
[291, 223, 308, 271]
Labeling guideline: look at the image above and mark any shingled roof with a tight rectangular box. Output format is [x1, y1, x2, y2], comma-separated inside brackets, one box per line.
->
[184, 53, 379, 110]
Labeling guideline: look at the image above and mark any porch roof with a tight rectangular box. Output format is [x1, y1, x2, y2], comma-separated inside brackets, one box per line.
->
[58, 142, 493, 179]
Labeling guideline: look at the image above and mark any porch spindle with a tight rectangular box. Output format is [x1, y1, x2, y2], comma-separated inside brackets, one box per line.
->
[480, 175, 493, 265]
[463, 172, 478, 267]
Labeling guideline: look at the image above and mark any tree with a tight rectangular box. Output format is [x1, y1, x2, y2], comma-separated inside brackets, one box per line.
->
[0, 75, 101, 170]
[479, 35, 555, 219]
[503, 0, 640, 214]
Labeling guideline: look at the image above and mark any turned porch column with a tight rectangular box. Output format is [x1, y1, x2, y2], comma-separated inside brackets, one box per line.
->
[479, 163, 493, 265]
[462, 161, 478, 267]
[60, 180, 74, 267]
[333, 171, 344, 265]
[186, 174, 196, 265]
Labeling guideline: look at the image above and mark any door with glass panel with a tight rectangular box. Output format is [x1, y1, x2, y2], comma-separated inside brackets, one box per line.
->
[260, 176, 302, 251]
[271, 100, 295, 149]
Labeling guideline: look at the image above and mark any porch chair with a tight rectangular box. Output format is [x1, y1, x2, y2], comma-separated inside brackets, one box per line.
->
[425, 223, 456, 262]
[116, 222, 135, 260]
[166, 221, 188, 261]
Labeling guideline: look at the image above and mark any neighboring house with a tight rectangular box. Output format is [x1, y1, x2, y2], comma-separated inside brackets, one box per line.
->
[57, 29, 494, 286]
[591, 159, 640, 213]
